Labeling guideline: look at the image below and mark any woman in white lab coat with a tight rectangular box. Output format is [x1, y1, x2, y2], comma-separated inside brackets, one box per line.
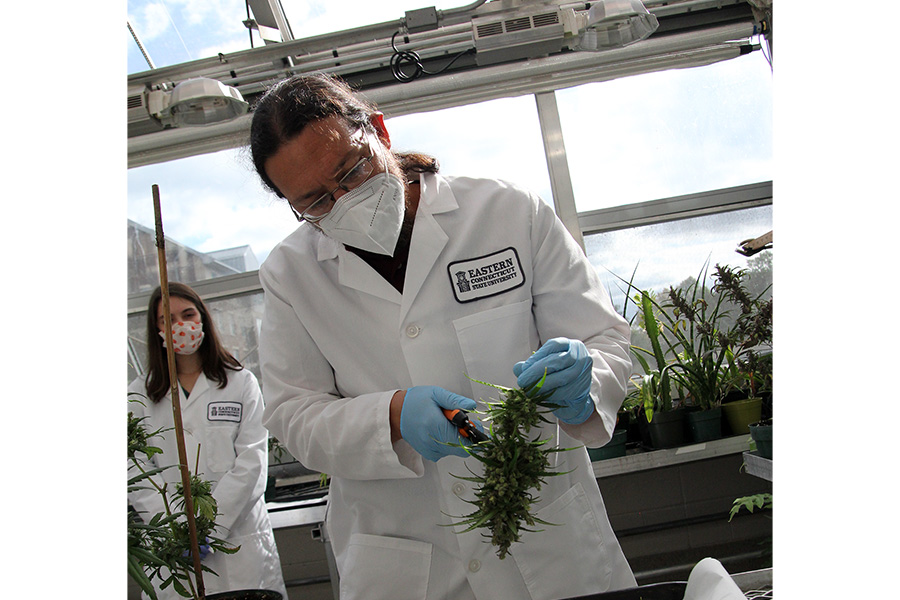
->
[250, 74, 637, 600]
[128, 282, 287, 599]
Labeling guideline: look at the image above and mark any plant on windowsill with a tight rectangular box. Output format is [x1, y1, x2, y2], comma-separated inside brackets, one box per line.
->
[748, 417, 773, 460]
[624, 286, 689, 449]
[658, 261, 742, 442]
[614, 392, 643, 447]
[713, 263, 773, 435]
[616, 259, 772, 445]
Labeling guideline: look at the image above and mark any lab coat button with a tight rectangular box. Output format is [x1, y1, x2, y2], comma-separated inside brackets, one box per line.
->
[468, 559, 481, 573]
[452, 483, 466, 496]
[405, 325, 421, 338]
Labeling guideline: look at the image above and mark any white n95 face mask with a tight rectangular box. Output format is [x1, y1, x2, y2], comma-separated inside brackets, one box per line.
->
[315, 170, 405, 256]
[160, 321, 205, 355]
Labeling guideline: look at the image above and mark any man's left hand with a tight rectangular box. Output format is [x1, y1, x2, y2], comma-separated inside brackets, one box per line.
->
[513, 337, 594, 424]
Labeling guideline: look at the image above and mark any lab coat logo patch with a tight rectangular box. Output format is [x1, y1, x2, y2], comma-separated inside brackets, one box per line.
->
[208, 402, 242, 423]
[448, 247, 525, 303]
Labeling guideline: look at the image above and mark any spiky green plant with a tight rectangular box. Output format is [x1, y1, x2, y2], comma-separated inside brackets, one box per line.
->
[128, 396, 240, 599]
[447, 373, 574, 559]
[610, 260, 772, 417]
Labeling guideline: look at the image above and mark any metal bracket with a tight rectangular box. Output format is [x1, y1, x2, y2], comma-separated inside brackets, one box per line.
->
[736, 230, 772, 256]
[310, 523, 326, 542]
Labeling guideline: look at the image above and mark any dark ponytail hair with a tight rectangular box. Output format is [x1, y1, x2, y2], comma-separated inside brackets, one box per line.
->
[144, 282, 242, 403]
[249, 73, 438, 198]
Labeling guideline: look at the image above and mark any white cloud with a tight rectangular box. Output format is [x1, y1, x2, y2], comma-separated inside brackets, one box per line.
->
[281, 0, 409, 39]
[558, 52, 773, 211]
[153, 0, 244, 28]
[132, 2, 171, 40]
[197, 36, 254, 60]
[128, 147, 298, 265]
[128, 0, 251, 68]
[386, 95, 553, 201]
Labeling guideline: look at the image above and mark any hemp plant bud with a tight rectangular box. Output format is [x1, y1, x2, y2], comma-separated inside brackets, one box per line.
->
[447, 373, 574, 559]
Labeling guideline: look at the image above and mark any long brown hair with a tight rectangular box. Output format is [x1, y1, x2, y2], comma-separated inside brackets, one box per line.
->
[249, 73, 439, 198]
[144, 282, 242, 403]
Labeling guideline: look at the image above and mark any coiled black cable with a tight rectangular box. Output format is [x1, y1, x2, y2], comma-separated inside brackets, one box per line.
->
[390, 30, 475, 83]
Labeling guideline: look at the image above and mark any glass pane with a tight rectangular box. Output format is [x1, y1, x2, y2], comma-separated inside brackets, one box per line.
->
[127, 94, 552, 295]
[557, 52, 773, 212]
[585, 205, 773, 365]
[127, 1, 248, 73]
[127, 290, 266, 385]
[127, 148, 299, 294]
[386, 95, 553, 205]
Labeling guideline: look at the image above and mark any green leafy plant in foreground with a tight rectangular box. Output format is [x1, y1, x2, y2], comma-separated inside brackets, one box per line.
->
[447, 374, 574, 559]
[128, 397, 240, 599]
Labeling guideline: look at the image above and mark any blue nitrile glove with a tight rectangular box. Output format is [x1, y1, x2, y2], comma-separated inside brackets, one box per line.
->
[182, 538, 211, 560]
[399, 386, 480, 461]
[514, 337, 594, 425]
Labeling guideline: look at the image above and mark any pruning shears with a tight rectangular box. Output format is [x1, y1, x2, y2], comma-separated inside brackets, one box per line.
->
[442, 408, 490, 444]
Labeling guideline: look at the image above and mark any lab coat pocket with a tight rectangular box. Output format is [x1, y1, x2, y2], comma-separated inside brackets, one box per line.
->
[453, 299, 538, 400]
[203, 426, 238, 474]
[341, 533, 432, 600]
[512, 482, 611, 600]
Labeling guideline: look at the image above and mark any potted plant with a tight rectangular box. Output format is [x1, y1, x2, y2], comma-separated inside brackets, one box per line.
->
[617, 393, 643, 447]
[629, 289, 687, 449]
[749, 418, 773, 459]
[713, 263, 773, 435]
[587, 407, 631, 461]
[137, 191, 283, 600]
[658, 261, 737, 443]
[128, 397, 241, 599]
[720, 363, 765, 435]
[617, 260, 772, 445]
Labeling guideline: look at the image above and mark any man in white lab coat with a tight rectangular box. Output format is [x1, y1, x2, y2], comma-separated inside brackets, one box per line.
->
[250, 73, 637, 600]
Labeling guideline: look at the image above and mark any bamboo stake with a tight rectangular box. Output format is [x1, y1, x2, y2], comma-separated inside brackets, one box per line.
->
[153, 184, 206, 599]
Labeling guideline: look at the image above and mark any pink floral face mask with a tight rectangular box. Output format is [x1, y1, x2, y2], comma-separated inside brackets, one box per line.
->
[159, 321, 205, 355]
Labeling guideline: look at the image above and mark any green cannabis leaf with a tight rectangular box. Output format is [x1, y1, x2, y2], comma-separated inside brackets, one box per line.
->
[447, 372, 575, 559]
[128, 396, 240, 599]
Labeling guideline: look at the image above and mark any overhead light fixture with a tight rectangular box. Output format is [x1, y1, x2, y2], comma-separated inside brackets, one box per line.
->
[576, 0, 659, 51]
[146, 77, 249, 128]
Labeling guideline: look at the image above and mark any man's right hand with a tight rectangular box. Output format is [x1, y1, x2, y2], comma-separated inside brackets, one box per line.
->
[396, 386, 478, 461]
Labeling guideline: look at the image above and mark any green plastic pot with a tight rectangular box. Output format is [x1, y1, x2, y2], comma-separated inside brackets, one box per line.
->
[685, 406, 723, 443]
[722, 397, 762, 435]
[647, 407, 686, 449]
[587, 429, 628, 461]
[749, 421, 773, 459]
